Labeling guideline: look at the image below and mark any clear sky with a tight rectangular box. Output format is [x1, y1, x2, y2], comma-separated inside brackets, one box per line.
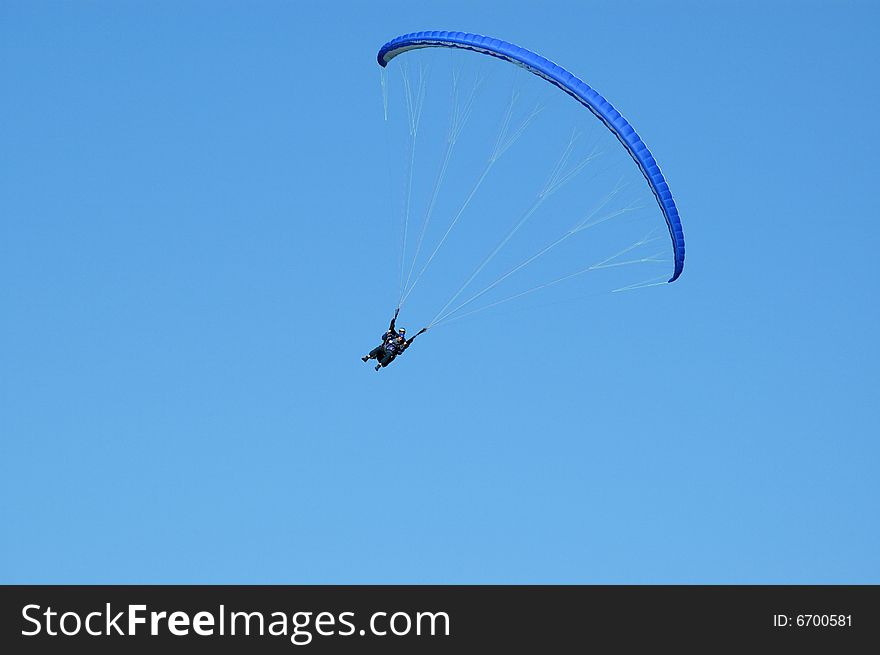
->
[2, 1, 878, 583]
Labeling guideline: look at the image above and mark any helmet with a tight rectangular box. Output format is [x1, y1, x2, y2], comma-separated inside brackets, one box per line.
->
[398, 327, 406, 335]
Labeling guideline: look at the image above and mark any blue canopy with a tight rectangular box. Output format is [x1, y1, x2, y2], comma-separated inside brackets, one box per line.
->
[378, 31, 685, 282]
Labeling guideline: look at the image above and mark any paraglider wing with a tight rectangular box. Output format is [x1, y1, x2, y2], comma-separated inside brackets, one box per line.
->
[378, 31, 685, 282]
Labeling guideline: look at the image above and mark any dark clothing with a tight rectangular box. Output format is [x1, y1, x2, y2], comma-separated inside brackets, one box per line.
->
[385, 314, 398, 337]
[370, 338, 401, 356]
[368, 336, 403, 368]
[372, 346, 397, 368]
[382, 313, 403, 343]
[368, 345, 395, 367]
[363, 311, 425, 370]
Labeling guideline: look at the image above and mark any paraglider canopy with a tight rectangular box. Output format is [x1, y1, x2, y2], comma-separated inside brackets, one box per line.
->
[378, 30, 685, 282]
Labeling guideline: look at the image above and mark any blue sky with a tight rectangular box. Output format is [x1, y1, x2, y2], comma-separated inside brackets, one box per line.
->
[2, 1, 878, 583]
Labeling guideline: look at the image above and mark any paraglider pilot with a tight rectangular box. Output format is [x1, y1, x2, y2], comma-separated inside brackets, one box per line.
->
[362, 308, 426, 371]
